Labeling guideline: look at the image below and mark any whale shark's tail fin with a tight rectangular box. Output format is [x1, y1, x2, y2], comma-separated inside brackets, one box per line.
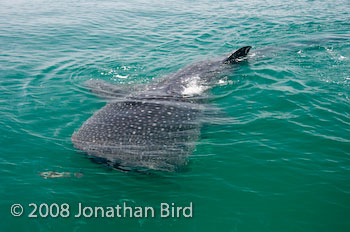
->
[224, 46, 252, 64]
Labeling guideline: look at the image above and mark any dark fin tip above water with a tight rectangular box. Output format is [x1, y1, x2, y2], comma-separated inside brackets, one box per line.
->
[224, 46, 252, 64]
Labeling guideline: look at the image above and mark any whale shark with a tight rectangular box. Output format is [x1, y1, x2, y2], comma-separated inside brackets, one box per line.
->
[72, 46, 252, 172]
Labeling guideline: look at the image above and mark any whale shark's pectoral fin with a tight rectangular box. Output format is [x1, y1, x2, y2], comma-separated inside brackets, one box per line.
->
[84, 79, 128, 99]
[224, 46, 252, 64]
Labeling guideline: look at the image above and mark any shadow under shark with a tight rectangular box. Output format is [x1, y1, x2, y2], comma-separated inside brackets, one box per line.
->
[72, 46, 252, 172]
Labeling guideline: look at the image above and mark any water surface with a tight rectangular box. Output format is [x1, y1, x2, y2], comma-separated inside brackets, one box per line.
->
[1, 0, 349, 231]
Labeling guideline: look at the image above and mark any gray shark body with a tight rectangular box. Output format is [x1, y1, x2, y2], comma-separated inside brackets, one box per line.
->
[72, 46, 251, 171]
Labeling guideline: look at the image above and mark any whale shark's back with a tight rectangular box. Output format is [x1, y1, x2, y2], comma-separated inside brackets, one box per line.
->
[72, 99, 201, 171]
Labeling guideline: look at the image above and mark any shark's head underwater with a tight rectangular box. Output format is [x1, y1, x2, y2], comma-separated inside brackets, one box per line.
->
[72, 46, 252, 172]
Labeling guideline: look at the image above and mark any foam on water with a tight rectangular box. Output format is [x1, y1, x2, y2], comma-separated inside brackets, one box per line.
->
[182, 75, 208, 96]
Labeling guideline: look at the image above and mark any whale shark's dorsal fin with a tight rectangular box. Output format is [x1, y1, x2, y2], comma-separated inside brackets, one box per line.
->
[224, 46, 252, 64]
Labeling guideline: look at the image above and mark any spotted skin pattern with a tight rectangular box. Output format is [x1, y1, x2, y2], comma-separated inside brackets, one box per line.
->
[72, 47, 251, 171]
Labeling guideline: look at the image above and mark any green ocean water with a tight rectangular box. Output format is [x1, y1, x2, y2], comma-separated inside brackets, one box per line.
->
[1, 0, 349, 231]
